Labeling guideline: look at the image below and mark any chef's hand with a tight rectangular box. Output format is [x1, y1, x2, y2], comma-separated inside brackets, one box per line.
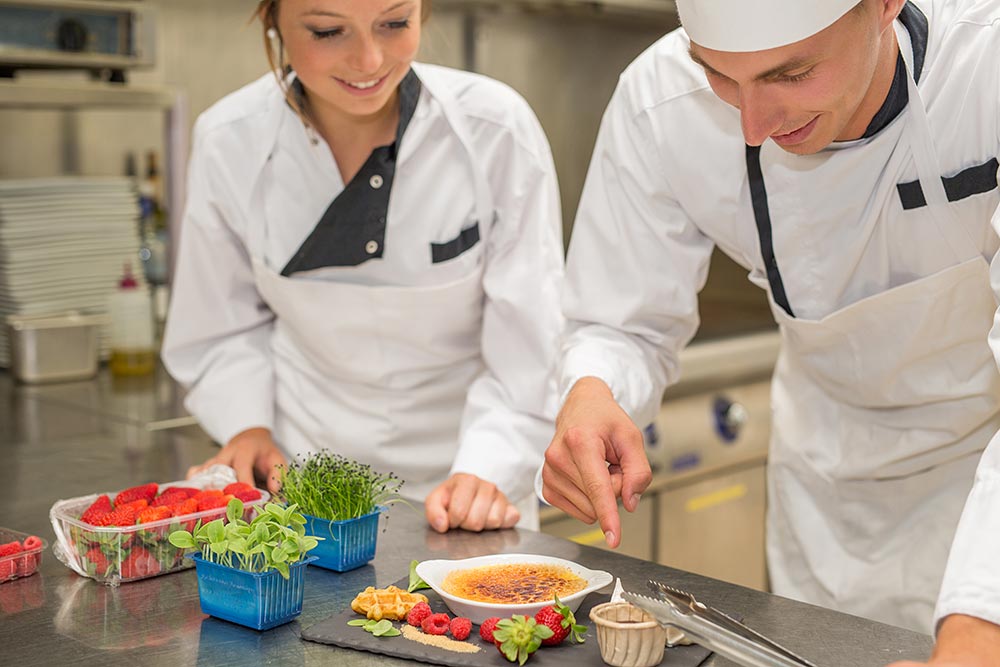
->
[541, 377, 651, 549]
[187, 427, 286, 495]
[887, 614, 1000, 667]
[425, 473, 520, 533]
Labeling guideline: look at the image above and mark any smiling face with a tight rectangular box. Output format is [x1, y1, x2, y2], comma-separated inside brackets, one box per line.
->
[689, 0, 902, 154]
[273, 0, 422, 124]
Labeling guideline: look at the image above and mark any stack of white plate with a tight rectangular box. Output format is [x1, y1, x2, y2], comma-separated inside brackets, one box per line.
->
[0, 177, 146, 366]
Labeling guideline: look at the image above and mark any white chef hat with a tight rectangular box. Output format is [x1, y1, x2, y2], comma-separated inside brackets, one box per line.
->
[676, 0, 860, 52]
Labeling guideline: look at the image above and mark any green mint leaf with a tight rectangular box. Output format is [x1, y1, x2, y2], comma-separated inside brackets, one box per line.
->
[371, 620, 394, 636]
[407, 559, 430, 593]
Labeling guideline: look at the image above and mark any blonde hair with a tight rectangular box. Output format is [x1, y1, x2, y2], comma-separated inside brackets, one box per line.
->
[254, 0, 430, 125]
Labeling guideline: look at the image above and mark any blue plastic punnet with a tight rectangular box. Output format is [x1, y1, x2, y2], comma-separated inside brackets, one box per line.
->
[303, 508, 381, 572]
[190, 553, 317, 630]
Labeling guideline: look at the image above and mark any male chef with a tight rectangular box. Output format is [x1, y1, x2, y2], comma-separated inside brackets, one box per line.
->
[542, 0, 1000, 662]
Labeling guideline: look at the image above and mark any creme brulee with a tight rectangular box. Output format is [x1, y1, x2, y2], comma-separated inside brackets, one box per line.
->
[442, 563, 587, 604]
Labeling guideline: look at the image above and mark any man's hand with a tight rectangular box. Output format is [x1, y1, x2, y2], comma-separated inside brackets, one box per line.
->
[541, 377, 651, 548]
[425, 473, 520, 533]
[887, 614, 1000, 667]
[187, 427, 286, 495]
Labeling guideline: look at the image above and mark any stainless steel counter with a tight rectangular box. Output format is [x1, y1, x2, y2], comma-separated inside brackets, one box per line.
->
[0, 368, 934, 666]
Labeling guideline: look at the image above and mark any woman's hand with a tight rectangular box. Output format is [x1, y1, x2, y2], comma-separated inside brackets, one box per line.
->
[187, 427, 286, 494]
[424, 473, 520, 533]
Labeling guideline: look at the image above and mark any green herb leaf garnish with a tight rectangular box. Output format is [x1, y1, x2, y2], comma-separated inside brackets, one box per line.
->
[407, 559, 430, 593]
[349, 618, 400, 638]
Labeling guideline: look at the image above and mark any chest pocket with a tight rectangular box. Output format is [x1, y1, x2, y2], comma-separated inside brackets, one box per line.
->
[431, 221, 480, 263]
[896, 157, 999, 210]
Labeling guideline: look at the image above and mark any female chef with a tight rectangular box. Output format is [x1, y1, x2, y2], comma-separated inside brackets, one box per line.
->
[162, 0, 564, 533]
[540, 0, 1000, 662]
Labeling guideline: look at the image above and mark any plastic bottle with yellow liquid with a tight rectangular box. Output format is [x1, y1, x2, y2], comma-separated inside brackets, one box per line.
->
[108, 263, 156, 376]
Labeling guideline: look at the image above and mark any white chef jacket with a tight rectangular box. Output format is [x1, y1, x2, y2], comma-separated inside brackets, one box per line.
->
[561, 0, 1000, 632]
[163, 63, 564, 507]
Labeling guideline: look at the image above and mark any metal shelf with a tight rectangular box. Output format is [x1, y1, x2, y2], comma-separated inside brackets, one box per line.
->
[0, 77, 189, 279]
[0, 78, 175, 109]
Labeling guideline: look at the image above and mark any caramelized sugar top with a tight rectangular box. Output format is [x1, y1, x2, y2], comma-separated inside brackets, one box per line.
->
[442, 563, 587, 604]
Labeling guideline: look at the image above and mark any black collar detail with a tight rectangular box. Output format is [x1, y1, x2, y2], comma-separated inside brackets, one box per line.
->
[862, 1, 928, 138]
[280, 69, 424, 276]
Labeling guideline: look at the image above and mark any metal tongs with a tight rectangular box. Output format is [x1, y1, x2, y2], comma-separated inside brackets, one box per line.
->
[621, 581, 818, 667]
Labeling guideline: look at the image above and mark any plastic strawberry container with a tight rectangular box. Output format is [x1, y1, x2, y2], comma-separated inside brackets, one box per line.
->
[0, 526, 46, 584]
[49, 469, 269, 586]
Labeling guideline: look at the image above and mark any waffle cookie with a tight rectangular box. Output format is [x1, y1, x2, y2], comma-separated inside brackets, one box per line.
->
[350, 585, 430, 621]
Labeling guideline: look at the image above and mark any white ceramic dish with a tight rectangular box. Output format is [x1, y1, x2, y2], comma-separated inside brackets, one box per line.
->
[416, 553, 613, 625]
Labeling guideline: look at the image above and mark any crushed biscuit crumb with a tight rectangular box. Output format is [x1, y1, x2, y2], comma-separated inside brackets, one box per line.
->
[401, 625, 482, 653]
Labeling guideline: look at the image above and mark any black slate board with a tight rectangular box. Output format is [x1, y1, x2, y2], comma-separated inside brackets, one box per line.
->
[301, 578, 712, 667]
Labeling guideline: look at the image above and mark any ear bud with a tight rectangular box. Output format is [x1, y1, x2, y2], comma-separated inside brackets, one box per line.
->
[266, 27, 279, 40]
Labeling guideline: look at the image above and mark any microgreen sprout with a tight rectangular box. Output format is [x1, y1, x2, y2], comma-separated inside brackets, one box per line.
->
[278, 451, 403, 521]
[168, 498, 321, 579]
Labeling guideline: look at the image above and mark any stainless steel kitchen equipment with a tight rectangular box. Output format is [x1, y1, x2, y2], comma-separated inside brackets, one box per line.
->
[624, 587, 819, 667]
[7, 312, 104, 383]
[0, 0, 154, 80]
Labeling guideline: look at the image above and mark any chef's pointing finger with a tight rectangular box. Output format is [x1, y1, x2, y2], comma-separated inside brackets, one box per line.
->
[565, 427, 621, 548]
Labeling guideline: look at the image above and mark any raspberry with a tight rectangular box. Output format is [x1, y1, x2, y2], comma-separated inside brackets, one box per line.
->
[407, 601, 432, 627]
[450, 617, 472, 640]
[479, 616, 502, 644]
[421, 613, 451, 635]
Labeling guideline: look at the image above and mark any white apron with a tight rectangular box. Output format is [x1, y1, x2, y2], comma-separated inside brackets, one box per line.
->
[246, 75, 540, 527]
[759, 55, 1000, 631]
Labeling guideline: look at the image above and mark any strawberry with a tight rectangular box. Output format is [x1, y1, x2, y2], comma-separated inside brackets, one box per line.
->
[233, 488, 262, 502]
[121, 499, 149, 512]
[406, 601, 432, 627]
[479, 616, 502, 644]
[534, 595, 587, 645]
[163, 486, 200, 498]
[171, 498, 200, 532]
[421, 613, 451, 635]
[493, 615, 553, 665]
[84, 547, 113, 577]
[191, 489, 223, 503]
[79, 494, 113, 524]
[114, 483, 158, 507]
[197, 494, 234, 512]
[172, 498, 199, 516]
[151, 490, 188, 508]
[138, 506, 173, 524]
[450, 617, 472, 640]
[222, 482, 255, 496]
[93, 504, 139, 527]
[119, 545, 161, 579]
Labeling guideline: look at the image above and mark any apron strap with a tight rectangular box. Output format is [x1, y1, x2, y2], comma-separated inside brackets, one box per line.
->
[412, 64, 497, 234]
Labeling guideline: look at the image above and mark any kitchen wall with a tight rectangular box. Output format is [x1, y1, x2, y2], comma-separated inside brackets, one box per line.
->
[0, 0, 672, 232]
